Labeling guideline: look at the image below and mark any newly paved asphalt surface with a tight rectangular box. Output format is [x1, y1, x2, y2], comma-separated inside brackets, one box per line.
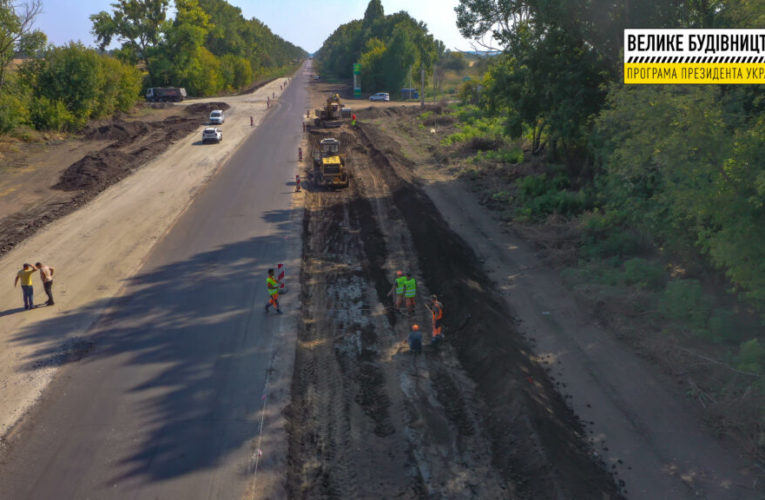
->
[0, 67, 308, 499]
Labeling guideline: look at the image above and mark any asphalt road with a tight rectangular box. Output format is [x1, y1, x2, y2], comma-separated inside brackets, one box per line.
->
[0, 68, 307, 499]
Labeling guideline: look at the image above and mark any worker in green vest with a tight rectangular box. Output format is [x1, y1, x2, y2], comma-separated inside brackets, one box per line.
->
[387, 270, 407, 312]
[404, 272, 417, 315]
[265, 268, 282, 314]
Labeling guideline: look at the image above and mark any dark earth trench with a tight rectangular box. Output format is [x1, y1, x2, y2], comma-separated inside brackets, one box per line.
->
[285, 121, 622, 499]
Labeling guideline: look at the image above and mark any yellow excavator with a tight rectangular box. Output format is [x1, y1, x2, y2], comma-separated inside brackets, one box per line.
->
[309, 137, 350, 189]
[314, 94, 351, 128]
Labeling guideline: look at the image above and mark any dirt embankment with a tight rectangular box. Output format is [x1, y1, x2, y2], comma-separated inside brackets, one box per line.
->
[0, 102, 228, 257]
[286, 118, 621, 498]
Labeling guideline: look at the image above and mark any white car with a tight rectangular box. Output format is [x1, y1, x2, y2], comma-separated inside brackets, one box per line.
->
[202, 127, 222, 143]
[369, 92, 390, 102]
[209, 109, 225, 124]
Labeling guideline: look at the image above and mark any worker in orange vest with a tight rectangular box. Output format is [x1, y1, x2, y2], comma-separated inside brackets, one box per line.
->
[425, 295, 444, 344]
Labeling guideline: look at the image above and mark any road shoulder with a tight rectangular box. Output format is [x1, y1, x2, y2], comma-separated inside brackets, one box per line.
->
[0, 78, 291, 442]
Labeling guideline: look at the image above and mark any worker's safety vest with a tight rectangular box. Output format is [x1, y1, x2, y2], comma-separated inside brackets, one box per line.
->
[267, 276, 279, 296]
[395, 276, 407, 295]
[404, 278, 416, 298]
[432, 303, 443, 320]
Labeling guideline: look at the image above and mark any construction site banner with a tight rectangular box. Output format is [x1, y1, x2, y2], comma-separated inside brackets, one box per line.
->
[624, 29, 765, 84]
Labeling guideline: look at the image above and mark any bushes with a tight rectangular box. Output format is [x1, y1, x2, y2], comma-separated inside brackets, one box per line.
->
[94, 56, 143, 116]
[0, 90, 30, 133]
[220, 54, 253, 91]
[471, 148, 523, 165]
[14, 43, 142, 133]
[515, 172, 591, 219]
[29, 96, 75, 131]
[441, 116, 504, 147]
[736, 339, 765, 374]
[660, 279, 708, 329]
[623, 258, 665, 291]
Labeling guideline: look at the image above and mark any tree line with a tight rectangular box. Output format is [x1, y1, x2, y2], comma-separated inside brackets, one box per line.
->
[0, 0, 306, 134]
[455, 0, 765, 314]
[315, 0, 444, 95]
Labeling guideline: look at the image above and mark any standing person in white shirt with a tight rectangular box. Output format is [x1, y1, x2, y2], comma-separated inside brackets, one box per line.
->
[35, 262, 55, 306]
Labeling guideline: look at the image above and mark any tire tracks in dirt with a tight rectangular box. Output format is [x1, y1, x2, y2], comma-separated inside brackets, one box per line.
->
[287, 123, 619, 498]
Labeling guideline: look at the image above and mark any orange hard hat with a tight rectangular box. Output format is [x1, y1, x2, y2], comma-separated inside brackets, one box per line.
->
[411, 324, 420, 331]
[396, 270, 403, 276]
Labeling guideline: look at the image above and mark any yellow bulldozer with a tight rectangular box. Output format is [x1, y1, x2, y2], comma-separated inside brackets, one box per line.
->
[309, 137, 350, 189]
[314, 94, 351, 128]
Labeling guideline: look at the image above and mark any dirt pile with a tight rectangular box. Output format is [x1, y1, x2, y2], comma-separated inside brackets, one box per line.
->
[184, 102, 230, 114]
[83, 120, 153, 141]
[0, 103, 218, 258]
[55, 150, 135, 191]
[357, 105, 422, 120]
[54, 114, 203, 192]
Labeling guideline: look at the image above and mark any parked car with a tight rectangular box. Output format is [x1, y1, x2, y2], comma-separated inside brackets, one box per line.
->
[400, 88, 419, 99]
[209, 109, 225, 124]
[202, 127, 222, 143]
[369, 92, 390, 102]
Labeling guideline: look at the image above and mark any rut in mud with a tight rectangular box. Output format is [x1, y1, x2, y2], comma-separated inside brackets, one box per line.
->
[286, 122, 621, 499]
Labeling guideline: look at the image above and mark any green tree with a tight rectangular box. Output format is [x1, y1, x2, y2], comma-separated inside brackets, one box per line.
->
[315, 0, 441, 93]
[359, 38, 386, 91]
[19, 43, 141, 131]
[90, 0, 170, 74]
[155, 0, 211, 88]
[362, 0, 384, 30]
[380, 24, 416, 91]
[458, 1, 610, 163]
[0, 0, 43, 89]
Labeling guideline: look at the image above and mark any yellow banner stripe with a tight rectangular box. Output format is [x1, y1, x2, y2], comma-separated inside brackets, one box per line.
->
[624, 63, 765, 84]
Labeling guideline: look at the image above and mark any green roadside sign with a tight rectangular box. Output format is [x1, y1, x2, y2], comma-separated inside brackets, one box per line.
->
[353, 63, 361, 98]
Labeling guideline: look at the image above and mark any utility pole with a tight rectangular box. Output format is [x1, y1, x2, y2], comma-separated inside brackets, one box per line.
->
[420, 65, 425, 108]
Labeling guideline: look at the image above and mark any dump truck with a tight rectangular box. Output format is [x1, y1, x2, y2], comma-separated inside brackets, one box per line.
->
[309, 136, 350, 189]
[145, 87, 187, 102]
[314, 94, 352, 128]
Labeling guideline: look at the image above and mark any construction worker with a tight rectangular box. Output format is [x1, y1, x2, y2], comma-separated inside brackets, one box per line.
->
[425, 295, 444, 345]
[408, 324, 422, 355]
[387, 270, 406, 312]
[265, 268, 282, 314]
[404, 272, 416, 315]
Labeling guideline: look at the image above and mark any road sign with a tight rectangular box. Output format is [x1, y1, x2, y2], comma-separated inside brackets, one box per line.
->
[353, 63, 361, 98]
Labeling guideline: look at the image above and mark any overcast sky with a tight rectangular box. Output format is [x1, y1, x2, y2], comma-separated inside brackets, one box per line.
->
[35, 0, 477, 53]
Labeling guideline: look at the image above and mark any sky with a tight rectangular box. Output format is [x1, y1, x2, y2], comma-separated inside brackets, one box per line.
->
[35, 0, 478, 54]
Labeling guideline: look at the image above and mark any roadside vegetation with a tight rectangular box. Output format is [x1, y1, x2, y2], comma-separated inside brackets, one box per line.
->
[314, 0, 443, 97]
[0, 0, 305, 137]
[384, 0, 765, 457]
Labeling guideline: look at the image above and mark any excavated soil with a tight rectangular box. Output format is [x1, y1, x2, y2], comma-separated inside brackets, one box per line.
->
[286, 120, 621, 498]
[0, 103, 229, 257]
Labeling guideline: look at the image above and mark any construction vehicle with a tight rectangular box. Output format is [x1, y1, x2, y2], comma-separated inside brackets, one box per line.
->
[314, 94, 352, 128]
[308, 136, 350, 189]
[145, 87, 187, 102]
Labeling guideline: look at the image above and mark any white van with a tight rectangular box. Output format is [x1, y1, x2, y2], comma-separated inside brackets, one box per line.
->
[209, 110, 225, 124]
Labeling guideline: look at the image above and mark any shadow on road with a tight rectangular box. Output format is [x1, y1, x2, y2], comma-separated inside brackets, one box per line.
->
[9, 208, 298, 487]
